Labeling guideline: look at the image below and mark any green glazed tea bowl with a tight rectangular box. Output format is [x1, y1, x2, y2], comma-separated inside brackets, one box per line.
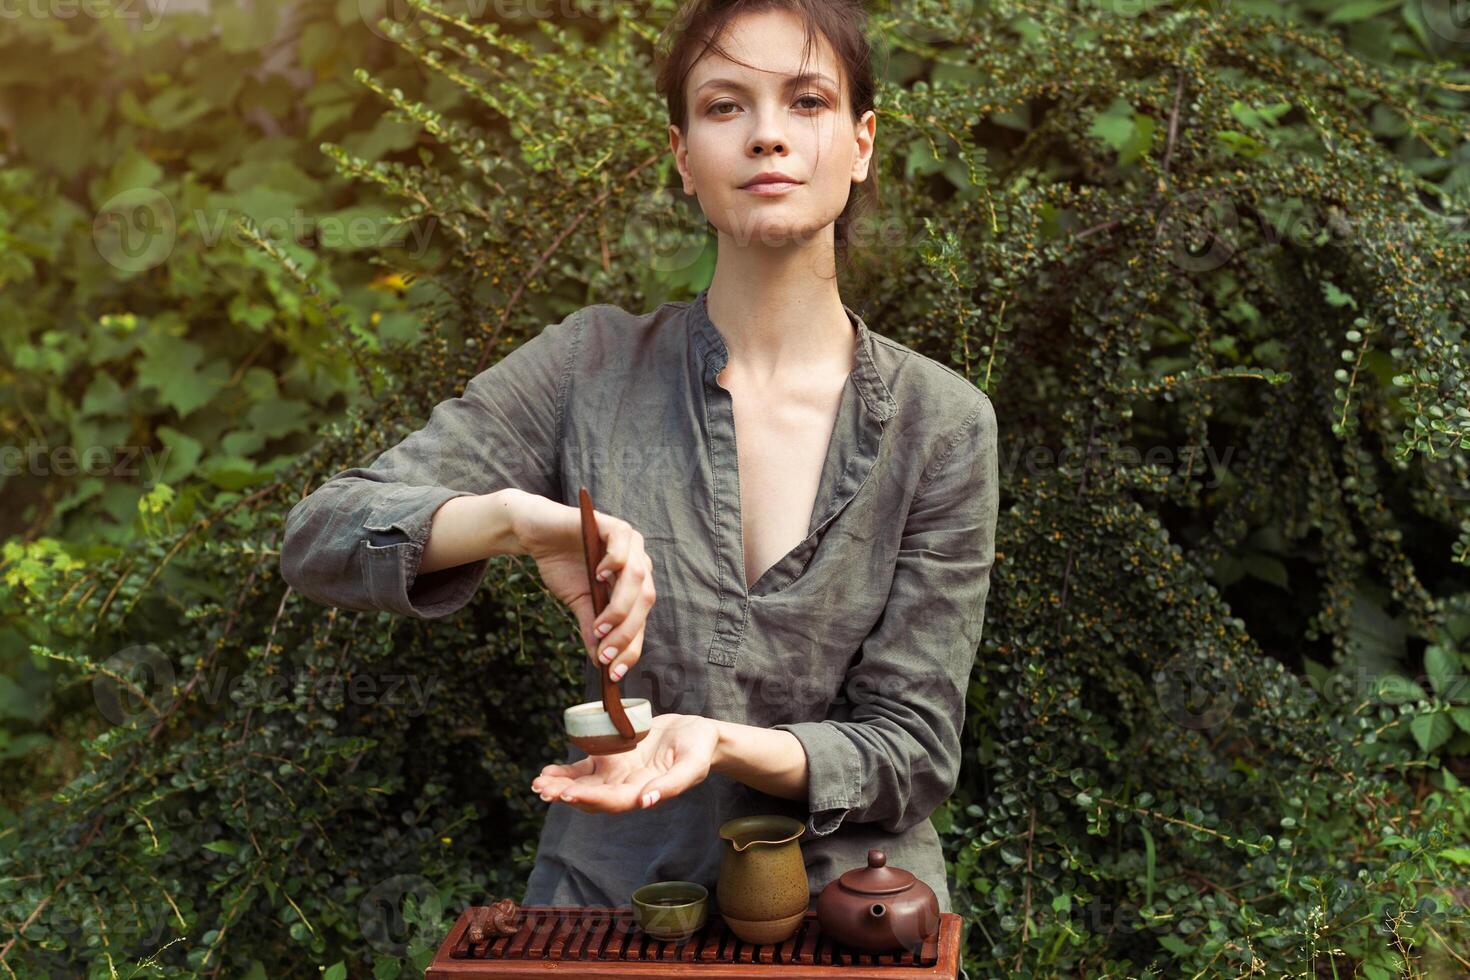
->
[632, 881, 709, 941]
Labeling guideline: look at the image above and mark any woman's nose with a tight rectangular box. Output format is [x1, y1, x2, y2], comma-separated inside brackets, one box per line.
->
[746, 108, 790, 156]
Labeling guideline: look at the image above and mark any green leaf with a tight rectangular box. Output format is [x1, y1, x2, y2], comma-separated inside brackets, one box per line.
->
[155, 426, 204, 485]
[203, 840, 240, 856]
[323, 963, 347, 980]
[245, 399, 312, 440]
[1346, 593, 1408, 670]
[1326, 0, 1400, 22]
[199, 454, 273, 491]
[1159, 934, 1192, 956]
[1375, 674, 1427, 704]
[1086, 97, 1156, 166]
[1321, 281, 1358, 309]
[79, 372, 129, 418]
[1216, 130, 1269, 159]
[0, 675, 47, 723]
[1088, 98, 1135, 152]
[1425, 644, 1463, 699]
[1410, 711, 1454, 753]
[1440, 848, 1470, 865]
[341, 118, 421, 163]
[0, 732, 52, 762]
[136, 333, 230, 418]
[1241, 554, 1289, 590]
[91, 147, 165, 208]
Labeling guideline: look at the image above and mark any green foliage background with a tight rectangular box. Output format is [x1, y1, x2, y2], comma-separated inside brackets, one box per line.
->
[2, 0, 1470, 976]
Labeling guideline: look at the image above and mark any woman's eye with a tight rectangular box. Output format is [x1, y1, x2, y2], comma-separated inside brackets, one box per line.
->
[707, 96, 827, 116]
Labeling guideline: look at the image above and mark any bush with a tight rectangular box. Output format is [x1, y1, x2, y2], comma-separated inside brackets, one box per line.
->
[2, 0, 1469, 977]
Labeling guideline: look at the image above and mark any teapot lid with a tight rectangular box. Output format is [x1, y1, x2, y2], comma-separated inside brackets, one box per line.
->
[836, 849, 917, 896]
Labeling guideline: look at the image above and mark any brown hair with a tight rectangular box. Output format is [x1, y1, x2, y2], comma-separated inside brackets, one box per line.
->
[654, 0, 880, 269]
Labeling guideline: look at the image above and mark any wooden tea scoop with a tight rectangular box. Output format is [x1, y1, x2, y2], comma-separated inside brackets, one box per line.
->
[580, 486, 638, 743]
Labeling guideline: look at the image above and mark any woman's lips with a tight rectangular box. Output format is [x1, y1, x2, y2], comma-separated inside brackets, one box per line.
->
[741, 180, 801, 196]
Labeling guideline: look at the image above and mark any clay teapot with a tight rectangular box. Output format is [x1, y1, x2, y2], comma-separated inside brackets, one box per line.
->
[815, 849, 940, 954]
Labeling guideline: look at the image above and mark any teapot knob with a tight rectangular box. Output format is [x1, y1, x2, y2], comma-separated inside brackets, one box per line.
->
[867, 849, 886, 868]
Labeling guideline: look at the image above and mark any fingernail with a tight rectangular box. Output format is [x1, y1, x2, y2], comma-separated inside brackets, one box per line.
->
[561, 793, 573, 802]
[611, 663, 627, 681]
[643, 790, 660, 807]
[596, 623, 611, 636]
[600, 647, 618, 664]
[599, 570, 611, 581]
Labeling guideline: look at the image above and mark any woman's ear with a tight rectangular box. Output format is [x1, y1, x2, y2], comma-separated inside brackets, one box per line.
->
[851, 109, 876, 184]
[670, 124, 696, 195]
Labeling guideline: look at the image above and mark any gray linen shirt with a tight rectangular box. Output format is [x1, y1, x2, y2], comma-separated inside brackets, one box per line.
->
[279, 285, 999, 915]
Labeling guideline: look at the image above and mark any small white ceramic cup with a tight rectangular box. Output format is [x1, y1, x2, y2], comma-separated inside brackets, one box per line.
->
[564, 698, 653, 754]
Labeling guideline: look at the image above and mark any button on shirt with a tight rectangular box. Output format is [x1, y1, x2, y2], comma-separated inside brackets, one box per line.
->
[279, 286, 1000, 915]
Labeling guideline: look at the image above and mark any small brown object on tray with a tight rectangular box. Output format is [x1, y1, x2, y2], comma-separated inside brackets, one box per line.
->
[466, 899, 521, 944]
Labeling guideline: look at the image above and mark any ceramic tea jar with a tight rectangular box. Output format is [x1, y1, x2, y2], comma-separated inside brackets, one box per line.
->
[715, 815, 808, 944]
[815, 849, 940, 953]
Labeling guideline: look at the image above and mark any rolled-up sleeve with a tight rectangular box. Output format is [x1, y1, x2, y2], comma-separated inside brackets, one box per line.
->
[279, 309, 584, 619]
[774, 392, 999, 837]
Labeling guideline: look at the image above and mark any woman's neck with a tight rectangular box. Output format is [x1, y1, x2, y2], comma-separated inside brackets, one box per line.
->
[705, 260, 857, 387]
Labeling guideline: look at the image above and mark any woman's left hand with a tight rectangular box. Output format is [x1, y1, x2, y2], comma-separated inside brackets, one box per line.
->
[531, 714, 720, 814]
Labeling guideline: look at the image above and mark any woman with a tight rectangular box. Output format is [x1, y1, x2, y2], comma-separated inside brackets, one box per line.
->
[279, 0, 998, 915]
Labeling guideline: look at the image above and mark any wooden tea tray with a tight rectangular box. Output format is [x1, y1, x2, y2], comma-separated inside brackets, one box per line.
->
[425, 902, 962, 978]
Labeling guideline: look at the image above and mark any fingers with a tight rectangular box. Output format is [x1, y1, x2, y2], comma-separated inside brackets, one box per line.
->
[531, 758, 596, 802]
[539, 759, 595, 780]
[635, 756, 705, 809]
[591, 531, 657, 680]
[530, 771, 640, 812]
[532, 775, 570, 801]
[554, 781, 642, 814]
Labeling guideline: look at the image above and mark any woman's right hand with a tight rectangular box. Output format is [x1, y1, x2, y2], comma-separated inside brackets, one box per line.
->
[504, 489, 657, 681]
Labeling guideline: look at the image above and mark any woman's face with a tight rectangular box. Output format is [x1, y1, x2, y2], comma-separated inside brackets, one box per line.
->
[670, 8, 875, 249]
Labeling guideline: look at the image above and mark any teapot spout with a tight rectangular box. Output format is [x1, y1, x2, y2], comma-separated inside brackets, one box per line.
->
[869, 903, 886, 920]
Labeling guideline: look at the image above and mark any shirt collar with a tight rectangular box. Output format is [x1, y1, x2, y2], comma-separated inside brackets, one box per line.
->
[687, 285, 897, 423]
